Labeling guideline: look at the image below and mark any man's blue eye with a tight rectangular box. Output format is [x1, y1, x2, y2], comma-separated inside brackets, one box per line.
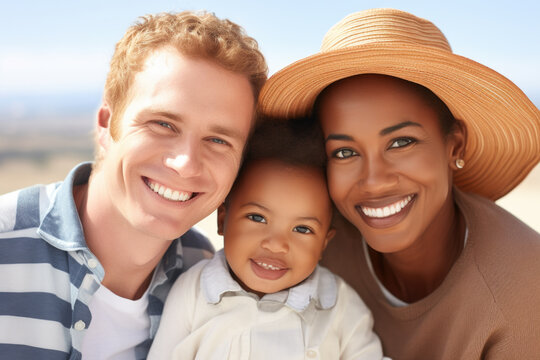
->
[211, 138, 227, 145]
[158, 121, 173, 130]
[247, 214, 266, 223]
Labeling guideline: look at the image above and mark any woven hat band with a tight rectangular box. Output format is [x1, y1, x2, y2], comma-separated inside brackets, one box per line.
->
[322, 9, 452, 53]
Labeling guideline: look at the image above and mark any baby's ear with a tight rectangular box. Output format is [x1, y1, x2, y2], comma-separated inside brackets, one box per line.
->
[323, 227, 336, 250]
[217, 203, 227, 236]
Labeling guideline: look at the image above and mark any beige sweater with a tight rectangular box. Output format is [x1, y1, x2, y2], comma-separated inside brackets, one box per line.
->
[321, 189, 540, 359]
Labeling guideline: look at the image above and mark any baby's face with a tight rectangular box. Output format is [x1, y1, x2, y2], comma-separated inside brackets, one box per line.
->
[220, 159, 335, 298]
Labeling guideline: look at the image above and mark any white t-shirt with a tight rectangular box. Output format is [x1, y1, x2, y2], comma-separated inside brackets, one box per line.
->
[81, 284, 150, 359]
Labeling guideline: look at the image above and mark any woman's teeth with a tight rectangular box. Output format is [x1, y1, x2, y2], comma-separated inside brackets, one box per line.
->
[147, 180, 193, 202]
[361, 195, 413, 218]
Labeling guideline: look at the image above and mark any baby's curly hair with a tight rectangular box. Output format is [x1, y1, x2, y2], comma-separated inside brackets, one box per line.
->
[225, 116, 333, 218]
[243, 117, 327, 170]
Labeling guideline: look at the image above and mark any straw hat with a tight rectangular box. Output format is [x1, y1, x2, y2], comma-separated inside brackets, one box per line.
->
[258, 8, 540, 200]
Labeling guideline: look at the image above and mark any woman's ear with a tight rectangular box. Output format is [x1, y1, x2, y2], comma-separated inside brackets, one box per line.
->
[217, 203, 227, 236]
[448, 119, 467, 170]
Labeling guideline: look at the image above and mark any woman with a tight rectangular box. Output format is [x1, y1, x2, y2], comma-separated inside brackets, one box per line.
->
[258, 8, 540, 359]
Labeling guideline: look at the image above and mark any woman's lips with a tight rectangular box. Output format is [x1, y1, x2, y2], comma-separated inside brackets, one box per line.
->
[250, 259, 288, 280]
[355, 194, 416, 228]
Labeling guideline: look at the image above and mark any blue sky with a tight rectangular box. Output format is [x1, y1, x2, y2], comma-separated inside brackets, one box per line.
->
[1, 0, 539, 103]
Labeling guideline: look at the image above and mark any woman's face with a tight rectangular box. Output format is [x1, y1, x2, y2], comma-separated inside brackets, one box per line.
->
[319, 75, 463, 254]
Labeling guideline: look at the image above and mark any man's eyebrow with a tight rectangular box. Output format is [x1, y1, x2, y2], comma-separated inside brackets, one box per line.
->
[209, 124, 246, 143]
[149, 110, 246, 142]
[325, 134, 354, 143]
[152, 110, 182, 122]
[380, 121, 422, 135]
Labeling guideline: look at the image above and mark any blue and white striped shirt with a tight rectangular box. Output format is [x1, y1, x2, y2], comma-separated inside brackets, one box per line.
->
[0, 163, 214, 359]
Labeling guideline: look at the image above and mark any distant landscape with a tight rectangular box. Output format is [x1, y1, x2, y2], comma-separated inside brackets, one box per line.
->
[0, 93, 97, 193]
[1, 92, 539, 239]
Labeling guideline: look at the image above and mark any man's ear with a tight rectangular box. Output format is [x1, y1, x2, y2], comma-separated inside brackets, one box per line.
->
[97, 103, 112, 151]
[448, 119, 467, 170]
[217, 203, 227, 236]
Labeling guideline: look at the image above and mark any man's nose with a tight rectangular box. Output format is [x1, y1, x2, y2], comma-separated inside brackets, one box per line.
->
[164, 141, 202, 177]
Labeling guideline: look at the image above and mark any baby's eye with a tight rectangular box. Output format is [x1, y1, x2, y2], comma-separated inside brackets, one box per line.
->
[389, 137, 415, 149]
[293, 226, 313, 234]
[247, 214, 266, 223]
[333, 148, 358, 159]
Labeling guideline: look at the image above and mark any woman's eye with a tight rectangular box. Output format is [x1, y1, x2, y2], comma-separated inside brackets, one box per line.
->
[333, 148, 357, 159]
[389, 137, 414, 149]
[293, 226, 313, 234]
[247, 214, 266, 223]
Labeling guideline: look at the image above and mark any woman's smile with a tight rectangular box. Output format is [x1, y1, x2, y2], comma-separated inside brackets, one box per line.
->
[355, 194, 416, 229]
[357, 194, 414, 218]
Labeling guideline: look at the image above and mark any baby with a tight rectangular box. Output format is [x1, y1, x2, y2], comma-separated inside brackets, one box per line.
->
[148, 119, 385, 359]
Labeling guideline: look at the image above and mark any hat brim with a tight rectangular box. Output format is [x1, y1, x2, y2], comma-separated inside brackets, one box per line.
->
[259, 43, 540, 200]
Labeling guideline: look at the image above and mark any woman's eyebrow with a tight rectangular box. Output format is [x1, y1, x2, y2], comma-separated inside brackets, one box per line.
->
[325, 134, 354, 143]
[380, 120, 422, 135]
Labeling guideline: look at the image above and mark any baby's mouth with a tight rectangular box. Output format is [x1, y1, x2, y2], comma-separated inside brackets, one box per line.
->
[254, 261, 286, 271]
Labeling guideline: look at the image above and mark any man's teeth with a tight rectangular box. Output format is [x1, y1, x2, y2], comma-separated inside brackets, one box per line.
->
[147, 181, 192, 202]
[361, 195, 413, 218]
[256, 261, 284, 271]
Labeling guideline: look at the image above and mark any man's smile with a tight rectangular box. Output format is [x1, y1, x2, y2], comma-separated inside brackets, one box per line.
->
[144, 178, 197, 202]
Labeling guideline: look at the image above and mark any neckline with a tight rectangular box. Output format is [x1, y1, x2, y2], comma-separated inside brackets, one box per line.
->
[359, 190, 473, 319]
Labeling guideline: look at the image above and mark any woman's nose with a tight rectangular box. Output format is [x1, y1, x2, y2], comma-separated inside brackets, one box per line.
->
[358, 153, 398, 192]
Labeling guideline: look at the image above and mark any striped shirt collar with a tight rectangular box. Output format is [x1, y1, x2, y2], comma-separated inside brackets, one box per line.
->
[38, 162, 91, 251]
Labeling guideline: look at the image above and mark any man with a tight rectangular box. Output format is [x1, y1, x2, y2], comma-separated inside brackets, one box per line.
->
[0, 11, 267, 359]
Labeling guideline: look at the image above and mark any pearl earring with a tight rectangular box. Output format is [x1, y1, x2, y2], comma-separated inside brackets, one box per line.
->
[455, 158, 465, 169]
